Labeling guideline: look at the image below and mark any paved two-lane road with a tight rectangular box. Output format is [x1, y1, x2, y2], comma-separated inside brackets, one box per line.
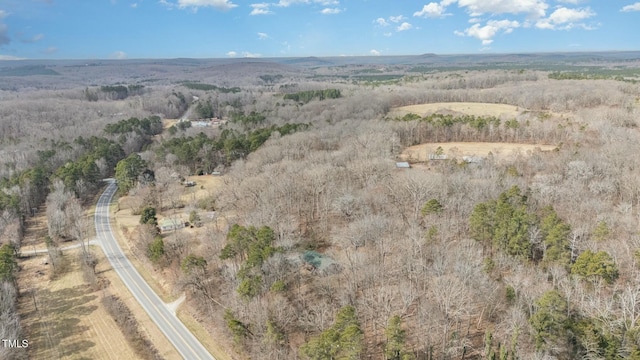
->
[95, 179, 215, 360]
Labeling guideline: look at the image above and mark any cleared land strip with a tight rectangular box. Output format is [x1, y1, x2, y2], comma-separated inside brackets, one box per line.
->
[95, 179, 216, 360]
[400, 141, 556, 162]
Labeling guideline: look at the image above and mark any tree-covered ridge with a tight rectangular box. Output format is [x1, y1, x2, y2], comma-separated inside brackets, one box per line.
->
[283, 89, 341, 104]
[549, 69, 640, 83]
[181, 82, 241, 93]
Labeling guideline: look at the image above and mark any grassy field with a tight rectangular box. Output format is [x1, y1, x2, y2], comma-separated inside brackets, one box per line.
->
[390, 102, 523, 118]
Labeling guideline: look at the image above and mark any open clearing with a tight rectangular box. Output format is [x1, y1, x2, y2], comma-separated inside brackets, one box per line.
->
[400, 142, 556, 162]
[390, 102, 523, 118]
[17, 247, 142, 360]
[162, 119, 179, 129]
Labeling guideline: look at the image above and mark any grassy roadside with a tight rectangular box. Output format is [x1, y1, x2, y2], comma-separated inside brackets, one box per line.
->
[16, 245, 173, 360]
[177, 308, 234, 360]
[110, 193, 234, 360]
[110, 201, 177, 303]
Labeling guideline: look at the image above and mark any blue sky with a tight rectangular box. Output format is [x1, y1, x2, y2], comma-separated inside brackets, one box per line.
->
[0, 0, 639, 59]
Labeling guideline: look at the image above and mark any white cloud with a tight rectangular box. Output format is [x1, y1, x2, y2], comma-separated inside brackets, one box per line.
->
[250, 3, 273, 15]
[0, 10, 7, 19]
[389, 15, 405, 23]
[370, 49, 381, 56]
[414, 2, 449, 18]
[396, 22, 413, 31]
[20, 33, 44, 43]
[320, 7, 341, 14]
[257, 32, 269, 39]
[457, 0, 548, 18]
[42, 46, 57, 54]
[455, 19, 520, 45]
[275, 0, 304, 6]
[226, 51, 237, 57]
[275, 0, 338, 7]
[177, 0, 237, 11]
[242, 51, 262, 57]
[621, 2, 640, 12]
[535, 7, 595, 29]
[110, 51, 127, 59]
[375, 17, 389, 26]
[131, 3, 139, 8]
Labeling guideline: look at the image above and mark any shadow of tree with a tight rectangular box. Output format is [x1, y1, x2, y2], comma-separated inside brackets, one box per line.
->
[23, 283, 99, 359]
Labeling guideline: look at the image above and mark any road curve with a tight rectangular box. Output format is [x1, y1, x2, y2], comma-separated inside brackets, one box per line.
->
[95, 179, 215, 360]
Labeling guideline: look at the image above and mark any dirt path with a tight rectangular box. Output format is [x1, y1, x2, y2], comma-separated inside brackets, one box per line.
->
[21, 205, 48, 249]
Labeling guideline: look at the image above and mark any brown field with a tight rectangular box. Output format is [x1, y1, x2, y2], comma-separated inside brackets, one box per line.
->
[162, 119, 179, 129]
[17, 247, 143, 360]
[400, 141, 557, 162]
[179, 174, 224, 204]
[390, 102, 523, 118]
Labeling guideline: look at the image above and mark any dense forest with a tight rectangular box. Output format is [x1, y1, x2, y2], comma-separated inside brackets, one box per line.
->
[1, 55, 640, 359]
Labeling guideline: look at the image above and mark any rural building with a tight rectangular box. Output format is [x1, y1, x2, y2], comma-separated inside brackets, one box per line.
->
[395, 162, 411, 169]
[428, 154, 448, 160]
[462, 156, 484, 164]
[159, 218, 186, 233]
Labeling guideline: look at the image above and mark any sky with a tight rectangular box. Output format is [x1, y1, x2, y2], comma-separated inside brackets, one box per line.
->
[0, 0, 639, 60]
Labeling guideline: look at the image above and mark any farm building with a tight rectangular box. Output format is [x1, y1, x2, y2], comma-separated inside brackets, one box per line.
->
[159, 218, 186, 233]
[428, 154, 448, 160]
[395, 162, 411, 169]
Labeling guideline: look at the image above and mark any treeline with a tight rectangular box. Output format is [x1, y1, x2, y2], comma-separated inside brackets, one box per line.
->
[100, 85, 145, 99]
[55, 136, 125, 196]
[395, 112, 504, 129]
[194, 99, 218, 119]
[104, 116, 163, 136]
[391, 112, 545, 144]
[230, 111, 265, 128]
[259, 74, 283, 84]
[0, 120, 131, 221]
[84, 85, 145, 101]
[549, 71, 639, 83]
[0, 244, 25, 360]
[283, 89, 341, 104]
[181, 82, 240, 93]
[158, 123, 309, 172]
